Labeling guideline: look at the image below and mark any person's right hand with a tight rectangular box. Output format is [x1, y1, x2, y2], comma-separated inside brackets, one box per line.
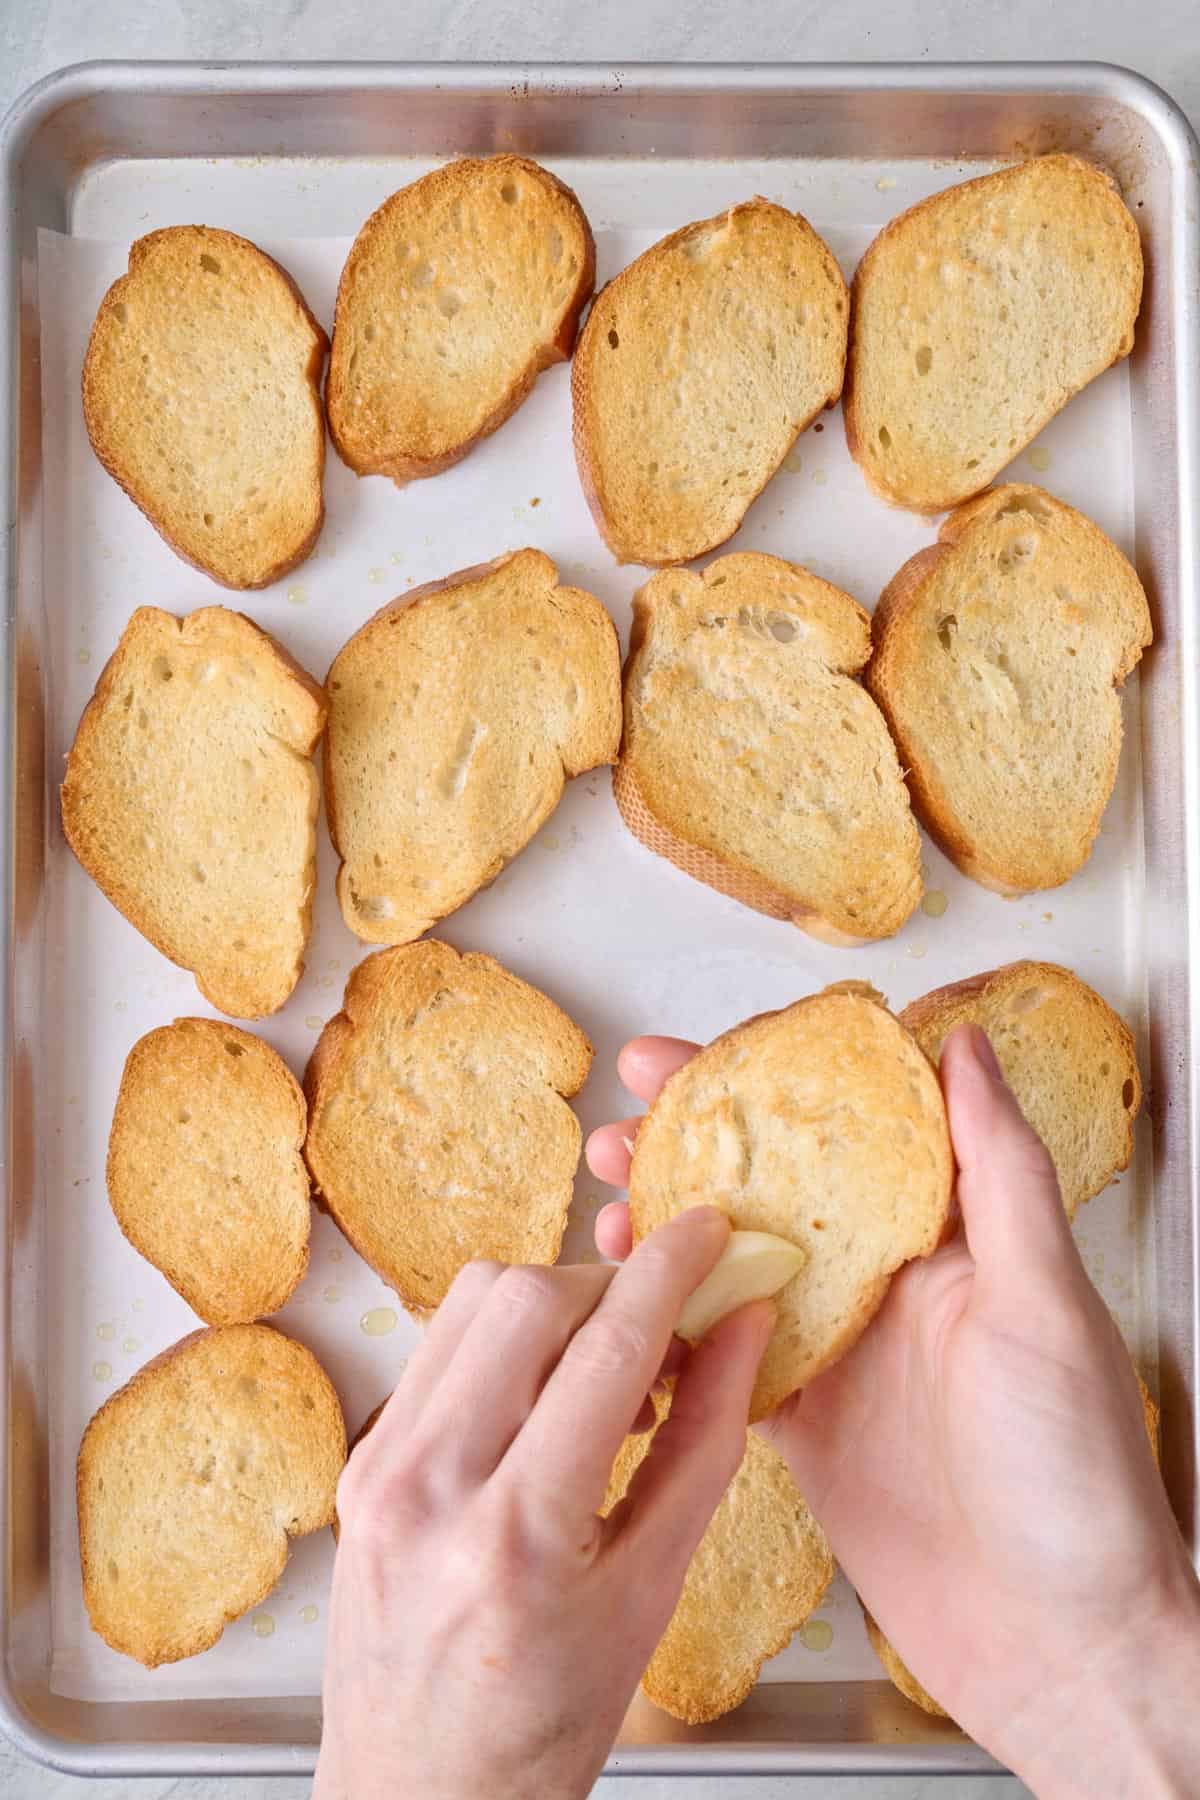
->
[588, 1023, 1200, 1798]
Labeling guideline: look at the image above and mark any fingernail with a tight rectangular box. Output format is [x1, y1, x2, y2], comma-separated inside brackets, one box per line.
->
[678, 1203, 730, 1230]
[966, 1024, 1002, 1079]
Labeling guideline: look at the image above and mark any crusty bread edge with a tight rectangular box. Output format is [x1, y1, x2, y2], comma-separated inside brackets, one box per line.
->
[82, 227, 329, 591]
[324, 549, 620, 945]
[77, 1324, 346, 1667]
[843, 154, 1144, 512]
[60, 606, 328, 1019]
[571, 199, 848, 565]
[327, 156, 596, 484]
[105, 1018, 312, 1324]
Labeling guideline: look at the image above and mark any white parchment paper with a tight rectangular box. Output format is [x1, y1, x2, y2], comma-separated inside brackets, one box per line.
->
[37, 206, 1151, 1703]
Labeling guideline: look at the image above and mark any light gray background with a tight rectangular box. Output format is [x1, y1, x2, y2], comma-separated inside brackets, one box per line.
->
[2, 2, 1196, 1795]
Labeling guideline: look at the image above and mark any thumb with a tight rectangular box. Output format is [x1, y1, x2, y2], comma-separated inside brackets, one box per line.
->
[940, 1023, 1080, 1292]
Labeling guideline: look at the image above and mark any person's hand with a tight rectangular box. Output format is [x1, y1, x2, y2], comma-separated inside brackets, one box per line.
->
[315, 1207, 773, 1800]
[588, 1025, 1200, 1798]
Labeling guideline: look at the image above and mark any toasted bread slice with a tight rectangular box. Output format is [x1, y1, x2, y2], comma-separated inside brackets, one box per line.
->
[304, 941, 592, 1314]
[867, 485, 1151, 895]
[615, 552, 921, 944]
[107, 1018, 311, 1324]
[864, 1369, 1159, 1719]
[572, 199, 847, 564]
[603, 1392, 834, 1722]
[861, 1608, 948, 1718]
[629, 985, 953, 1421]
[78, 1324, 345, 1667]
[61, 606, 327, 1019]
[327, 156, 594, 482]
[901, 961, 1141, 1221]
[83, 227, 327, 589]
[326, 549, 620, 944]
[845, 155, 1142, 511]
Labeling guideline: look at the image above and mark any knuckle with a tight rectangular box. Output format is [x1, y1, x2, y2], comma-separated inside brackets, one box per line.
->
[630, 1238, 676, 1283]
[461, 1483, 539, 1591]
[568, 1308, 650, 1377]
[494, 1264, 560, 1318]
[448, 1258, 505, 1302]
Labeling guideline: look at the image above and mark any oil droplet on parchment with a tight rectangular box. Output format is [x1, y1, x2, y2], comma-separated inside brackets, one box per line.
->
[92, 1361, 111, 1381]
[368, 568, 385, 584]
[324, 1286, 341, 1305]
[907, 945, 927, 960]
[1027, 445, 1051, 472]
[782, 451, 803, 475]
[252, 1613, 275, 1639]
[800, 1619, 833, 1651]
[122, 1337, 140, 1354]
[875, 175, 897, 192]
[96, 1322, 115, 1342]
[299, 1604, 319, 1624]
[361, 1307, 398, 1338]
[330, 1248, 344, 1263]
[305, 1015, 323, 1030]
[921, 890, 948, 919]
[287, 587, 306, 606]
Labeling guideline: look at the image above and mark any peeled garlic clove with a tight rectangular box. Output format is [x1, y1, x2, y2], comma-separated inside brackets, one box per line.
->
[675, 1229, 807, 1345]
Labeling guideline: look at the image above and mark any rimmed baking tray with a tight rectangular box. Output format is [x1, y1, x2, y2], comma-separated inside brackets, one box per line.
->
[0, 60, 1197, 1778]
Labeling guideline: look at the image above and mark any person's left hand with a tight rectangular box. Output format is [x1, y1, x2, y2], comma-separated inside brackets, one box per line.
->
[315, 1206, 773, 1800]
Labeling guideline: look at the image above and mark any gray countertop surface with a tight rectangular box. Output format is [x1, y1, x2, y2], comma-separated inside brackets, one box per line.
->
[1, 0, 1193, 1792]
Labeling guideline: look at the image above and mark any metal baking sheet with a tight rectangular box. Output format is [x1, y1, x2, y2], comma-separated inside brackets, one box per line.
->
[1, 63, 1197, 1779]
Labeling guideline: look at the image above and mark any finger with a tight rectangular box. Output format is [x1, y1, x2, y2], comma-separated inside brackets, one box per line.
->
[377, 1259, 507, 1427]
[505, 1206, 731, 1516]
[940, 1023, 1079, 1288]
[586, 1119, 642, 1187]
[617, 1035, 701, 1103]
[595, 1199, 633, 1262]
[367, 1263, 616, 1493]
[607, 1301, 775, 1576]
